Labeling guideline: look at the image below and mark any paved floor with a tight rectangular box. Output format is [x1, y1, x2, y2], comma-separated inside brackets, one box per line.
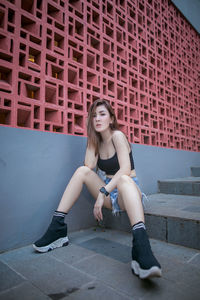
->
[0, 227, 200, 300]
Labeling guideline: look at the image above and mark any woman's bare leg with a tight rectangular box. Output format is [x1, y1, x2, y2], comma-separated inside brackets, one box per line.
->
[116, 175, 161, 279]
[33, 166, 111, 252]
[116, 175, 144, 226]
[57, 166, 112, 212]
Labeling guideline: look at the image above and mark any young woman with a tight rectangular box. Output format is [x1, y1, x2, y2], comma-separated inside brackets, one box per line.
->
[33, 99, 162, 279]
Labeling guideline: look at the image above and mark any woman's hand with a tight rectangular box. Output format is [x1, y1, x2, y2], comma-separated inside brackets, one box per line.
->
[93, 192, 104, 221]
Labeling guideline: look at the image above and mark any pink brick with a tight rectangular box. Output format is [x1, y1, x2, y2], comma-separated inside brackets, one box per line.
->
[0, 0, 199, 151]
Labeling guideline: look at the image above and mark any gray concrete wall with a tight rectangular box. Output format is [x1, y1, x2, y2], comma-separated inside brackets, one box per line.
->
[171, 0, 200, 33]
[132, 143, 200, 195]
[0, 127, 94, 252]
[0, 126, 200, 252]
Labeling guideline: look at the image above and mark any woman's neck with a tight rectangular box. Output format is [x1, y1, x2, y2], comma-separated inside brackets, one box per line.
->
[100, 128, 113, 143]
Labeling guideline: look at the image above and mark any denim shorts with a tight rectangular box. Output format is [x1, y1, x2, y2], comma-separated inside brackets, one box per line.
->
[104, 176, 148, 216]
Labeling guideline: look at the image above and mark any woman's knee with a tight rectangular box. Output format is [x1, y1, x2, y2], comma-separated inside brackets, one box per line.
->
[117, 175, 142, 199]
[75, 166, 92, 177]
[117, 174, 132, 190]
[75, 166, 91, 175]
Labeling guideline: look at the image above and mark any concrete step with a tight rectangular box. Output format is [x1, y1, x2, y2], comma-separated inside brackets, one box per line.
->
[103, 193, 200, 250]
[158, 177, 200, 196]
[145, 193, 200, 250]
[191, 167, 200, 177]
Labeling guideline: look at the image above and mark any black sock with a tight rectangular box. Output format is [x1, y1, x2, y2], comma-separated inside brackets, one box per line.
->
[132, 221, 146, 232]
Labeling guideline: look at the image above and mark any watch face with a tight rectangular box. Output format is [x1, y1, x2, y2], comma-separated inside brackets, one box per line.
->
[100, 187, 108, 196]
[100, 187, 105, 193]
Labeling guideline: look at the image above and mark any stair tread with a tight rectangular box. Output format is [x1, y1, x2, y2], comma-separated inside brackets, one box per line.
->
[158, 176, 200, 182]
[145, 193, 200, 221]
[191, 167, 200, 177]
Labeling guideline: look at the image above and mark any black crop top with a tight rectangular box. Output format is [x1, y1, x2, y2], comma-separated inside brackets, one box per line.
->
[97, 150, 135, 175]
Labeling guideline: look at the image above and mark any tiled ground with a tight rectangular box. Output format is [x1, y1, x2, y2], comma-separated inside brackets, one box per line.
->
[0, 228, 200, 300]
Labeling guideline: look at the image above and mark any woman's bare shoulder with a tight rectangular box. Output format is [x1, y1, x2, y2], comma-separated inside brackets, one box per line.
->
[112, 130, 127, 141]
[112, 131, 130, 151]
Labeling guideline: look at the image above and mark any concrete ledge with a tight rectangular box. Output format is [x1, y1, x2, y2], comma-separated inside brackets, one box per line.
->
[102, 193, 200, 250]
[158, 178, 200, 195]
[167, 218, 200, 249]
[145, 214, 167, 241]
[102, 210, 169, 243]
[102, 209, 130, 233]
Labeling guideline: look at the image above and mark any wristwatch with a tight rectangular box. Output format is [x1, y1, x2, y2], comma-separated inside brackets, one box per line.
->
[99, 186, 109, 196]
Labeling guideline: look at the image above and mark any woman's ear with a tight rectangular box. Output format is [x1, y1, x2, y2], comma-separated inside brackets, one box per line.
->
[109, 117, 114, 129]
[110, 116, 114, 124]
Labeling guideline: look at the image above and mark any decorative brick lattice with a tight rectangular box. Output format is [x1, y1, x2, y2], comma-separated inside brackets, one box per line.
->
[0, 0, 199, 151]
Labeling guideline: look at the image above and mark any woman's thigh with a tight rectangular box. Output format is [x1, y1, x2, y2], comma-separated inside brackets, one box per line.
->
[84, 169, 112, 210]
[117, 179, 142, 211]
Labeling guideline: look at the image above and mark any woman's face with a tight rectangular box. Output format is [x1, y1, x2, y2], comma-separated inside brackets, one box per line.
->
[93, 105, 112, 133]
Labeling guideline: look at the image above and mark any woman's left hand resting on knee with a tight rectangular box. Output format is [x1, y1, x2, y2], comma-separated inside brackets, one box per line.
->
[93, 192, 104, 221]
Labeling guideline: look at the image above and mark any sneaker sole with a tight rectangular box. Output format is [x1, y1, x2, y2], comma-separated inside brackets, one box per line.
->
[33, 236, 69, 253]
[131, 260, 162, 279]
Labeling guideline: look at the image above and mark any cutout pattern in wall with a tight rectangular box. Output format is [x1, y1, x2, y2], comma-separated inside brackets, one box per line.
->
[0, 0, 199, 151]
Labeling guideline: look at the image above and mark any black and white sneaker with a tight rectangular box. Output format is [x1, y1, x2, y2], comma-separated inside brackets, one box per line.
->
[131, 227, 162, 279]
[131, 260, 161, 279]
[33, 214, 69, 253]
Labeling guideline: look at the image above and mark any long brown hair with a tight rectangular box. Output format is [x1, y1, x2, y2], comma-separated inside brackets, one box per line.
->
[87, 99, 119, 155]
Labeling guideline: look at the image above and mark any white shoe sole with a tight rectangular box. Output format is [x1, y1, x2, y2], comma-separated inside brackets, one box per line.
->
[131, 260, 162, 279]
[33, 236, 69, 253]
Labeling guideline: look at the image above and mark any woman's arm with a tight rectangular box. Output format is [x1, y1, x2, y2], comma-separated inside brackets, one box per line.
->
[84, 144, 98, 170]
[104, 131, 131, 193]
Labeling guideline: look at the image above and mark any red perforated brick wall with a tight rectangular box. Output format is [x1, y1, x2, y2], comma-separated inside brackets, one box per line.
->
[0, 0, 199, 151]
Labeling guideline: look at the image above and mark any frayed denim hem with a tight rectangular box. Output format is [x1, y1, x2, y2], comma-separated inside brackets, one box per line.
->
[104, 176, 148, 216]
